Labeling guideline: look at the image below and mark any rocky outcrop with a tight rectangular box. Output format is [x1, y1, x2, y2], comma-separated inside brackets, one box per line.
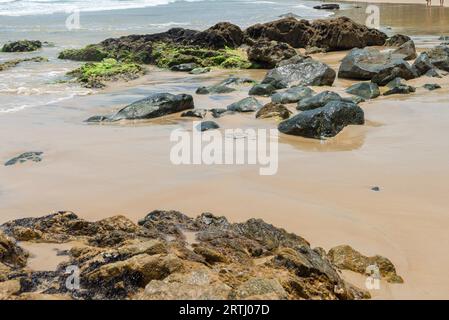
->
[338, 48, 416, 85]
[0, 56, 48, 72]
[186, 22, 244, 49]
[271, 86, 315, 104]
[263, 57, 336, 87]
[86, 93, 194, 122]
[328, 245, 404, 283]
[0, 232, 28, 268]
[247, 40, 297, 68]
[1, 40, 42, 52]
[427, 45, 449, 71]
[392, 40, 417, 60]
[255, 103, 292, 120]
[384, 34, 411, 47]
[226, 97, 262, 112]
[307, 17, 387, 51]
[278, 100, 364, 139]
[345, 82, 380, 100]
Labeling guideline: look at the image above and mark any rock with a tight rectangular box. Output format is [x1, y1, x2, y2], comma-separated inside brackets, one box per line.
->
[1, 40, 42, 52]
[0, 232, 28, 268]
[425, 68, 442, 78]
[88, 93, 194, 122]
[392, 40, 417, 60]
[305, 46, 327, 54]
[58, 45, 109, 62]
[4, 152, 43, 166]
[278, 100, 364, 139]
[439, 35, 449, 41]
[0, 280, 21, 299]
[193, 245, 228, 263]
[196, 121, 220, 132]
[384, 34, 411, 47]
[210, 108, 234, 118]
[170, 63, 198, 71]
[196, 84, 235, 95]
[245, 17, 313, 48]
[412, 52, 434, 76]
[423, 83, 441, 91]
[187, 22, 244, 49]
[427, 45, 449, 71]
[345, 82, 380, 100]
[263, 57, 336, 87]
[11, 226, 42, 241]
[226, 97, 262, 112]
[189, 67, 211, 74]
[328, 245, 404, 283]
[308, 17, 387, 51]
[313, 4, 340, 10]
[383, 77, 416, 96]
[278, 12, 301, 19]
[140, 269, 231, 300]
[338, 48, 416, 85]
[256, 103, 291, 120]
[297, 91, 343, 111]
[0, 56, 48, 72]
[181, 109, 207, 119]
[247, 40, 297, 68]
[271, 86, 315, 104]
[248, 83, 277, 96]
[371, 186, 380, 192]
[229, 277, 288, 300]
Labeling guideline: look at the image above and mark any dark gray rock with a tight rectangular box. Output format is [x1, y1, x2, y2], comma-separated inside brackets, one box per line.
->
[338, 48, 416, 85]
[255, 103, 291, 120]
[5, 152, 43, 166]
[247, 40, 297, 68]
[425, 68, 442, 78]
[392, 40, 416, 60]
[181, 109, 207, 119]
[189, 67, 211, 74]
[384, 34, 411, 47]
[271, 86, 315, 104]
[170, 63, 198, 72]
[423, 83, 441, 91]
[297, 91, 342, 111]
[262, 57, 336, 87]
[427, 45, 449, 71]
[313, 4, 340, 10]
[196, 85, 235, 95]
[249, 83, 276, 96]
[412, 52, 434, 76]
[371, 186, 380, 192]
[278, 100, 364, 139]
[227, 97, 262, 112]
[210, 108, 234, 118]
[345, 82, 380, 100]
[197, 121, 220, 132]
[383, 78, 416, 96]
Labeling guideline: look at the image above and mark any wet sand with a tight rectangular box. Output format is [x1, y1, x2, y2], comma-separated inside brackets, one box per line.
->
[1, 3, 449, 299]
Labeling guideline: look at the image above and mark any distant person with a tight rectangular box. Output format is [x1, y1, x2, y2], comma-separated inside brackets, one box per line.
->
[426, 0, 432, 6]
[441, 0, 445, 6]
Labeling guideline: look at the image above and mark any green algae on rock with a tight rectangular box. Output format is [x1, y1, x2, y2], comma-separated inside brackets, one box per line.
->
[1, 40, 42, 52]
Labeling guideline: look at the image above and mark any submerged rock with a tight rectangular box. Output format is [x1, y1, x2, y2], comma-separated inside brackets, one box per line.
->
[255, 103, 291, 120]
[328, 245, 404, 283]
[189, 67, 211, 74]
[0, 56, 48, 72]
[1, 40, 42, 52]
[247, 40, 297, 68]
[263, 57, 336, 87]
[197, 121, 220, 132]
[86, 93, 194, 122]
[210, 108, 234, 118]
[278, 100, 364, 139]
[345, 82, 380, 100]
[170, 63, 198, 71]
[226, 97, 262, 112]
[4, 152, 43, 166]
[271, 86, 315, 104]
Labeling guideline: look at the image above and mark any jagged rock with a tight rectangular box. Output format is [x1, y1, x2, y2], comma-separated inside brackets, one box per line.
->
[189, 67, 211, 74]
[4, 152, 43, 166]
[181, 109, 207, 119]
[345, 82, 380, 100]
[313, 4, 340, 10]
[187, 22, 244, 49]
[196, 121, 220, 132]
[86, 93, 194, 122]
[338, 48, 416, 85]
[271, 86, 315, 104]
[307, 17, 387, 51]
[328, 245, 404, 283]
[249, 83, 277, 96]
[247, 40, 297, 68]
[170, 63, 198, 71]
[384, 34, 411, 47]
[423, 83, 441, 91]
[256, 103, 291, 120]
[245, 17, 313, 48]
[278, 100, 364, 139]
[193, 245, 228, 263]
[263, 57, 336, 87]
[383, 77, 416, 96]
[1, 40, 42, 52]
[226, 97, 262, 112]
[427, 45, 449, 71]
[229, 277, 288, 300]
[412, 52, 434, 76]
[297, 91, 343, 111]
[392, 40, 417, 60]
[0, 232, 28, 268]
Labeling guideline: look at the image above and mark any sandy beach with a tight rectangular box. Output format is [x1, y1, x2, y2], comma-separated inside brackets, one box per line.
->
[1, 0, 449, 300]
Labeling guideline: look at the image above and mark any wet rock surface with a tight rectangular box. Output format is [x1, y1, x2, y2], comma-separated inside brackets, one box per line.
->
[345, 82, 380, 100]
[4, 152, 43, 166]
[197, 121, 220, 132]
[256, 103, 292, 120]
[383, 78, 416, 96]
[297, 91, 343, 111]
[1, 40, 42, 52]
[247, 40, 297, 68]
[226, 97, 262, 112]
[271, 86, 315, 104]
[0, 210, 406, 300]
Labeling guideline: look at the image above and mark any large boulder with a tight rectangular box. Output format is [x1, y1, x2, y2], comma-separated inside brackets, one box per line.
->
[187, 22, 244, 49]
[392, 40, 417, 60]
[263, 57, 336, 87]
[247, 40, 297, 68]
[86, 93, 194, 122]
[278, 100, 364, 139]
[338, 48, 416, 85]
[297, 91, 343, 111]
[308, 17, 387, 51]
[271, 86, 315, 104]
[427, 45, 449, 71]
[412, 52, 434, 76]
[245, 17, 313, 48]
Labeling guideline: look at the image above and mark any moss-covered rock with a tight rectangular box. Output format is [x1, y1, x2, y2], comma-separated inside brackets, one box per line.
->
[1, 40, 42, 52]
[68, 58, 145, 88]
[58, 45, 109, 62]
